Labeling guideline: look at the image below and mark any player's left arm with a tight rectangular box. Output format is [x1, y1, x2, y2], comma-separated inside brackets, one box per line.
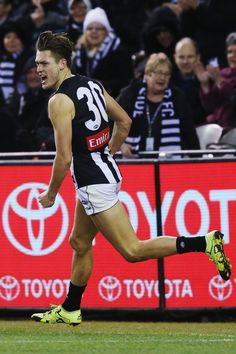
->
[104, 89, 132, 155]
[38, 93, 74, 208]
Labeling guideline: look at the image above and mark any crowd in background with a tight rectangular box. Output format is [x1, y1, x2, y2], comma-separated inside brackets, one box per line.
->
[1, 0, 236, 156]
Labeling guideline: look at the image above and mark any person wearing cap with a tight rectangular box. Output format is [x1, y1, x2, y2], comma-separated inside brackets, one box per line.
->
[72, 7, 133, 98]
[66, 0, 90, 44]
[132, 6, 182, 80]
[142, 6, 181, 59]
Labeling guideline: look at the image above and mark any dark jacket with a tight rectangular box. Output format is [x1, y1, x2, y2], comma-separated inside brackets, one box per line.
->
[73, 42, 133, 98]
[2, 87, 53, 151]
[117, 79, 200, 152]
[142, 6, 181, 59]
[171, 69, 207, 126]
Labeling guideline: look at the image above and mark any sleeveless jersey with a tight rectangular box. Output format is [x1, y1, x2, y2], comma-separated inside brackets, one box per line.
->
[56, 75, 122, 188]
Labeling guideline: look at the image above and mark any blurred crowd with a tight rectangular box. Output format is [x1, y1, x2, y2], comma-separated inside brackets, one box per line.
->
[1, 0, 236, 156]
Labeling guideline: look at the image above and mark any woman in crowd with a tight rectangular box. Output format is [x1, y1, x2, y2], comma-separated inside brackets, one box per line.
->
[196, 32, 236, 134]
[72, 7, 133, 98]
[117, 52, 200, 158]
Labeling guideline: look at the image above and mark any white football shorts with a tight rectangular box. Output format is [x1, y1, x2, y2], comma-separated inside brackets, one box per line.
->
[77, 182, 121, 215]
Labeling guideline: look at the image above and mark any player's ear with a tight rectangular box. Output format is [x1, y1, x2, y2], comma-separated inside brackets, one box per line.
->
[59, 58, 67, 70]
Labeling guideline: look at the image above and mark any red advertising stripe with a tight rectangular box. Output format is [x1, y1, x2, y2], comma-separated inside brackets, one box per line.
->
[0, 164, 158, 309]
[159, 161, 236, 308]
[1, 161, 235, 310]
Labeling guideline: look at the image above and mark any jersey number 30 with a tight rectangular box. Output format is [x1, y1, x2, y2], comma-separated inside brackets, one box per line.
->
[76, 81, 109, 131]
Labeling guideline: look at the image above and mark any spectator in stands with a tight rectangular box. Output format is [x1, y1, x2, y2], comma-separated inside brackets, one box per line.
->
[100, 0, 147, 55]
[1, 56, 54, 152]
[142, 6, 181, 59]
[66, 0, 90, 45]
[0, 2, 32, 53]
[172, 37, 207, 126]
[0, 0, 13, 30]
[117, 52, 200, 158]
[132, 5, 181, 80]
[0, 21, 34, 105]
[178, 0, 236, 67]
[195, 32, 236, 134]
[73, 7, 133, 98]
[20, 0, 68, 46]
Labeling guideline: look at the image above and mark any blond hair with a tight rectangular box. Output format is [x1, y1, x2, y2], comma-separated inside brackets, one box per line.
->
[144, 53, 172, 76]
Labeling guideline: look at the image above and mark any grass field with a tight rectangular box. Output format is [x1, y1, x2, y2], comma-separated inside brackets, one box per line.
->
[0, 320, 236, 354]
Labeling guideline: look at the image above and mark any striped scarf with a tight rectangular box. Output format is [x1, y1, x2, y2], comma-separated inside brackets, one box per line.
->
[75, 32, 121, 76]
[126, 81, 182, 154]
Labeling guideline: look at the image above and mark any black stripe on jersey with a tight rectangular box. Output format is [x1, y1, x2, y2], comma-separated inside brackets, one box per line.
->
[101, 153, 121, 182]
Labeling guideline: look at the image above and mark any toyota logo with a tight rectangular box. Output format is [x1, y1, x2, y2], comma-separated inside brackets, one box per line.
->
[0, 275, 20, 301]
[98, 276, 122, 302]
[208, 275, 232, 301]
[2, 183, 69, 256]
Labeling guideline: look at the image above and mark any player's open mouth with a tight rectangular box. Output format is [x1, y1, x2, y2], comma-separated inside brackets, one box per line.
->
[41, 76, 47, 84]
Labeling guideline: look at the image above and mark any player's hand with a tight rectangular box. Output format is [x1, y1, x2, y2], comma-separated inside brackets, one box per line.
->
[38, 191, 55, 208]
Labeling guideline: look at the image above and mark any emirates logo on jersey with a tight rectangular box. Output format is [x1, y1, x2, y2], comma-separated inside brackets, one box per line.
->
[86, 127, 110, 151]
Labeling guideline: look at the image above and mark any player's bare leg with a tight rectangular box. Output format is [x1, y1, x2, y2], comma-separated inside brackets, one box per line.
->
[91, 201, 177, 261]
[31, 200, 97, 325]
[31, 199, 231, 325]
[69, 200, 98, 286]
[92, 201, 231, 280]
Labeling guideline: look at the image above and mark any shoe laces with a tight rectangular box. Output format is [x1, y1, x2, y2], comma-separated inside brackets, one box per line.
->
[43, 304, 60, 320]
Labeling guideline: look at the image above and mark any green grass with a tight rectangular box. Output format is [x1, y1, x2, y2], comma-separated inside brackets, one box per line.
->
[0, 321, 236, 354]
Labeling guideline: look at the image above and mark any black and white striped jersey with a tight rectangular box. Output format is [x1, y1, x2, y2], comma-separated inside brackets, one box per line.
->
[56, 75, 122, 188]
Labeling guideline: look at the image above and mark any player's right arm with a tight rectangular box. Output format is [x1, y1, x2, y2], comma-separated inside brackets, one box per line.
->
[38, 93, 74, 208]
[104, 89, 132, 155]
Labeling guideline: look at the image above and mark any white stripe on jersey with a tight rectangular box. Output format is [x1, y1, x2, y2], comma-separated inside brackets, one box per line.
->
[91, 152, 118, 183]
[107, 153, 122, 181]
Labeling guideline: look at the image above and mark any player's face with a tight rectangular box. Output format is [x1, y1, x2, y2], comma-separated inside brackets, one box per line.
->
[35, 50, 62, 90]
[175, 43, 199, 75]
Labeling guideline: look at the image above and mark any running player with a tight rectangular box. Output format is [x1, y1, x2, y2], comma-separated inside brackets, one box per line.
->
[31, 31, 232, 325]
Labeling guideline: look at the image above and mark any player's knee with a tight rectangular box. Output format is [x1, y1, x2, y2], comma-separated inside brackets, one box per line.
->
[69, 234, 91, 256]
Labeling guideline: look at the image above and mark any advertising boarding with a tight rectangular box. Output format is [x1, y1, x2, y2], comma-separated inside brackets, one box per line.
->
[0, 161, 235, 309]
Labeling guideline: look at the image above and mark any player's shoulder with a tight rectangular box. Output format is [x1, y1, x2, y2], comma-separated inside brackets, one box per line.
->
[49, 92, 73, 110]
[57, 75, 101, 91]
